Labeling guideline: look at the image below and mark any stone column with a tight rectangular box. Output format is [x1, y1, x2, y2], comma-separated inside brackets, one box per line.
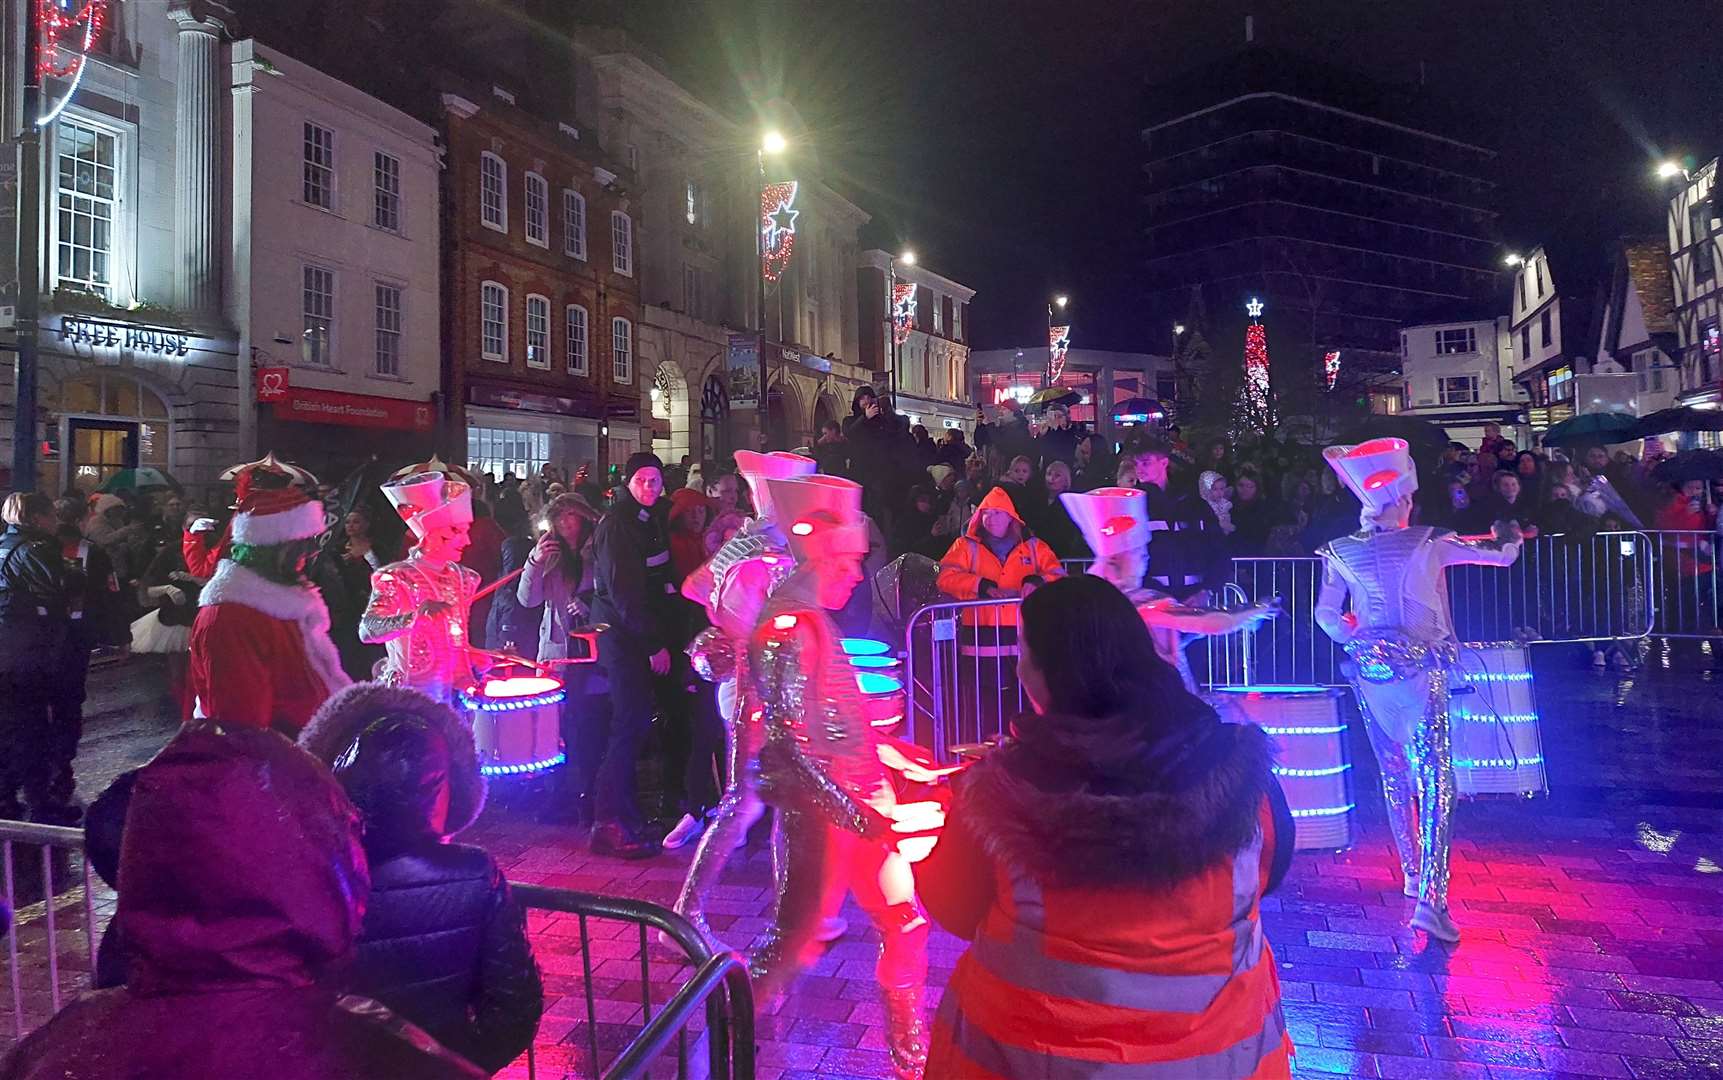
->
[167, 2, 228, 316]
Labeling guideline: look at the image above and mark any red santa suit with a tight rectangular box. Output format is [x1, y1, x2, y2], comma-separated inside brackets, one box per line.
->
[189, 486, 349, 735]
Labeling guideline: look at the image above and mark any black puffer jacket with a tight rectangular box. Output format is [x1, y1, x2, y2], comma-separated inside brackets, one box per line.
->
[301, 683, 543, 1075]
[0, 524, 69, 672]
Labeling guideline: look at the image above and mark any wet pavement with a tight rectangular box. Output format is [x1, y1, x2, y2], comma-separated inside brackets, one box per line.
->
[10, 646, 1723, 1078]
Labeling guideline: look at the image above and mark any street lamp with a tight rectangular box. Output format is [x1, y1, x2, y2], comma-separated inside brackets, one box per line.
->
[1045, 294, 1069, 384]
[888, 249, 916, 412]
[756, 130, 787, 447]
[1657, 161, 1685, 180]
[1503, 253, 1523, 267]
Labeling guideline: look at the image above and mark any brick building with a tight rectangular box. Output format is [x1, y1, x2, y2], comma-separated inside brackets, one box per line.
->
[438, 85, 643, 480]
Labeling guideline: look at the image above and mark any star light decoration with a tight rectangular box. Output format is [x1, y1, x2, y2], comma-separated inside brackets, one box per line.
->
[35, 0, 108, 126]
[891, 282, 918, 345]
[760, 180, 800, 284]
[1244, 297, 1270, 418]
[1324, 349, 1342, 391]
[1048, 324, 1072, 384]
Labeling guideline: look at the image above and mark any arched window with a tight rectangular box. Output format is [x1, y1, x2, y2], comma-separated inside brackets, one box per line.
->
[700, 373, 729, 461]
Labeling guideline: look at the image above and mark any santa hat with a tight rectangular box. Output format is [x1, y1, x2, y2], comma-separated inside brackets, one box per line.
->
[230, 485, 326, 546]
[734, 450, 815, 518]
[383, 471, 474, 540]
[1323, 438, 1418, 513]
[764, 474, 869, 563]
[1059, 487, 1150, 558]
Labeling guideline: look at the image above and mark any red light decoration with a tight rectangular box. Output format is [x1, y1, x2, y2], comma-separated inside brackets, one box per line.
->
[36, 0, 107, 80]
[760, 180, 799, 284]
[1048, 324, 1071, 383]
[1244, 299, 1269, 418]
[891, 282, 917, 345]
[1324, 349, 1342, 390]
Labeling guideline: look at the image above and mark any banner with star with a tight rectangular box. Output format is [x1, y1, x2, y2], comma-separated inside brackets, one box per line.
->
[1048, 324, 1072, 383]
[891, 283, 918, 345]
[760, 180, 800, 284]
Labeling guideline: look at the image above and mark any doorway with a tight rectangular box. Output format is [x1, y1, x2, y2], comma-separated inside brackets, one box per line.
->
[68, 418, 138, 495]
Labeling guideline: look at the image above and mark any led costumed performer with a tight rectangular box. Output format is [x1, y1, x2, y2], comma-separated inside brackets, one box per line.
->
[747, 473, 929, 1079]
[360, 472, 483, 703]
[674, 451, 813, 941]
[1313, 439, 1520, 943]
[1061, 486, 1277, 692]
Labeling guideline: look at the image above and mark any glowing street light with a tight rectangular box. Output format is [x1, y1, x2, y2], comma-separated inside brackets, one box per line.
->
[1053, 294, 1069, 309]
[762, 130, 787, 156]
[1657, 161, 1685, 180]
[899, 250, 916, 266]
[1504, 253, 1523, 267]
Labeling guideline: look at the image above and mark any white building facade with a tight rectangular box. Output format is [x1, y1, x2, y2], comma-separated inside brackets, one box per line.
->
[1507, 246, 1591, 433]
[1592, 237, 1680, 419]
[857, 250, 974, 434]
[1399, 316, 1527, 447]
[1, 0, 243, 495]
[1665, 159, 1722, 412]
[230, 40, 440, 480]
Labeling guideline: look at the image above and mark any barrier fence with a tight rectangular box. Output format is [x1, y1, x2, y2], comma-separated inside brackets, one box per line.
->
[0, 823, 754, 1080]
[907, 530, 1711, 757]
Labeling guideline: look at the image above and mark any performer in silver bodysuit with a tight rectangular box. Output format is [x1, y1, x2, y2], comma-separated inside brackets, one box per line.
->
[1313, 439, 1520, 944]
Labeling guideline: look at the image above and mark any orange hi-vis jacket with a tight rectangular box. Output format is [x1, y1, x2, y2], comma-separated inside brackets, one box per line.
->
[935, 486, 1064, 630]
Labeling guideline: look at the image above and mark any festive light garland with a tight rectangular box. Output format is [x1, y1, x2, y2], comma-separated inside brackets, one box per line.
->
[1324, 349, 1342, 391]
[1244, 297, 1270, 418]
[760, 180, 799, 284]
[35, 0, 108, 127]
[891, 282, 917, 345]
[1048, 324, 1071, 383]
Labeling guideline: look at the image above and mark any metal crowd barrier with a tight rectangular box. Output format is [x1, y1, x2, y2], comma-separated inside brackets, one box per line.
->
[0, 827, 753, 1080]
[908, 531, 1680, 756]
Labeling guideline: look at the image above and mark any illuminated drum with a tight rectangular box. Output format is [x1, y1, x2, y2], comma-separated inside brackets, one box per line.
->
[459, 675, 567, 777]
[856, 670, 907, 733]
[1452, 644, 1546, 797]
[1213, 685, 1354, 851]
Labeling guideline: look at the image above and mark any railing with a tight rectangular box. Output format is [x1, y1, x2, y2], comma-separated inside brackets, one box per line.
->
[1642, 530, 1721, 639]
[0, 825, 754, 1080]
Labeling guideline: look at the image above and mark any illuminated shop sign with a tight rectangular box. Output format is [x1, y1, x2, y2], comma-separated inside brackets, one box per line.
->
[58, 314, 195, 358]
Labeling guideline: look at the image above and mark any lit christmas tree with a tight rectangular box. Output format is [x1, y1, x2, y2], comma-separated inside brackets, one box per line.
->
[1243, 297, 1270, 421]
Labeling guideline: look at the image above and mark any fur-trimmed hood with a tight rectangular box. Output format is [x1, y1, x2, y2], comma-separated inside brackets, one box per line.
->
[299, 682, 486, 837]
[958, 715, 1275, 890]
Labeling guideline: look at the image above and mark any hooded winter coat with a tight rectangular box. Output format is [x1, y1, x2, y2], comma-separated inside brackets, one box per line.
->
[300, 683, 543, 1075]
[0, 722, 485, 1080]
[920, 717, 1293, 1078]
[935, 485, 1064, 629]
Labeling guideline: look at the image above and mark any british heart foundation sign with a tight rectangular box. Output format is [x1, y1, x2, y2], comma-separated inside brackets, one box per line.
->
[259, 370, 432, 432]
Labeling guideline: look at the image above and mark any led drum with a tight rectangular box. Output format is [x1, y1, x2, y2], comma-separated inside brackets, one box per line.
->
[856, 670, 907, 733]
[459, 674, 566, 777]
[1212, 685, 1354, 851]
[1451, 644, 1546, 797]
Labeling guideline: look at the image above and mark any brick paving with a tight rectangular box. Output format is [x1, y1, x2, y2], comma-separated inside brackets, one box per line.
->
[6, 651, 1722, 1079]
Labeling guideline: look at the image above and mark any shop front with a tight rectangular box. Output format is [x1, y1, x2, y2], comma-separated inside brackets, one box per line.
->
[255, 368, 436, 485]
[464, 382, 605, 481]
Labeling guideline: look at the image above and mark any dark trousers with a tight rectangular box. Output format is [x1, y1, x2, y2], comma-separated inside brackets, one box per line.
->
[558, 666, 611, 816]
[45, 640, 93, 810]
[658, 654, 725, 817]
[0, 668, 59, 819]
[593, 645, 655, 829]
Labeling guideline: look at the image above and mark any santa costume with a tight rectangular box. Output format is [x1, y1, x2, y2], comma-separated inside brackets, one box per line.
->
[746, 473, 930, 1079]
[674, 451, 812, 938]
[1313, 438, 1521, 943]
[1061, 485, 1276, 692]
[184, 453, 319, 579]
[188, 486, 350, 735]
[361, 471, 481, 703]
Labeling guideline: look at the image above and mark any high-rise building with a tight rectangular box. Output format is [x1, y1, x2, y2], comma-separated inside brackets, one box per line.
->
[1141, 48, 1502, 376]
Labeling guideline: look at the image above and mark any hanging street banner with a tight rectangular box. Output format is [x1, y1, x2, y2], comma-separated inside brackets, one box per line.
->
[727, 332, 761, 409]
[1048, 324, 1072, 384]
[760, 180, 799, 284]
[891, 282, 917, 344]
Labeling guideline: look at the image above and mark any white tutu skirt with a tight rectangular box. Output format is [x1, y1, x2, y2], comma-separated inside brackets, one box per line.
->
[130, 608, 191, 654]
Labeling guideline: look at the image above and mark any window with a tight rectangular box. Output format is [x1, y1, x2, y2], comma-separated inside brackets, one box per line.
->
[468, 427, 550, 481]
[683, 264, 702, 317]
[1435, 327, 1476, 354]
[1693, 205, 1716, 280]
[626, 144, 639, 174]
[1438, 375, 1480, 405]
[374, 283, 402, 376]
[1521, 327, 1531, 361]
[479, 152, 506, 231]
[1702, 322, 1721, 384]
[685, 178, 699, 225]
[932, 296, 943, 334]
[303, 121, 334, 209]
[565, 305, 589, 375]
[525, 294, 550, 369]
[563, 189, 586, 258]
[372, 151, 401, 231]
[1515, 275, 1525, 311]
[611, 316, 633, 383]
[1155, 375, 1178, 403]
[1548, 366, 1574, 402]
[54, 118, 118, 294]
[1537, 262, 1548, 297]
[302, 265, 334, 366]
[1540, 309, 1553, 349]
[611, 211, 633, 275]
[480, 281, 508, 361]
[524, 173, 548, 247]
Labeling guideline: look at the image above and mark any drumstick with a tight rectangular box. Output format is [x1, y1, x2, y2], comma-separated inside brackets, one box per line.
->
[471, 566, 526, 605]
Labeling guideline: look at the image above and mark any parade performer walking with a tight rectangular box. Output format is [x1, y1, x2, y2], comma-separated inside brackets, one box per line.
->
[188, 485, 350, 735]
[674, 451, 811, 937]
[746, 473, 930, 1079]
[1314, 438, 1521, 943]
[361, 471, 482, 703]
[1061, 486, 1277, 692]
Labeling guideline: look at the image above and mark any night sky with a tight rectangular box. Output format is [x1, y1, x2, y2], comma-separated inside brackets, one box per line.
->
[565, 0, 1721, 353]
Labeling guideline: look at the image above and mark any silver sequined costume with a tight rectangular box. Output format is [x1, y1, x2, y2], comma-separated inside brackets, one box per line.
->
[746, 567, 930, 1079]
[1315, 525, 1519, 912]
[359, 555, 481, 703]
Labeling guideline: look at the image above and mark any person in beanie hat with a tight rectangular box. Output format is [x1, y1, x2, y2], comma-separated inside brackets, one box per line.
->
[587, 451, 673, 858]
[187, 485, 351, 736]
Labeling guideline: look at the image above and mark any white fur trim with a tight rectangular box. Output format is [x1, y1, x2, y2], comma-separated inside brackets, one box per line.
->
[230, 499, 326, 545]
[199, 560, 352, 696]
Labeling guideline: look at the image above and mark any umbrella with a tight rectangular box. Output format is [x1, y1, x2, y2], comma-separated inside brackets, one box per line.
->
[1337, 415, 1450, 453]
[1024, 386, 1080, 411]
[1110, 397, 1166, 424]
[97, 466, 180, 493]
[1629, 406, 1723, 440]
[1652, 449, 1723, 485]
[1540, 411, 1641, 448]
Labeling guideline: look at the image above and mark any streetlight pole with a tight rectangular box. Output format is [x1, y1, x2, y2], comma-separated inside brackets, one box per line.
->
[755, 131, 785, 449]
[1045, 294, 1068, 384]
[887, 249, 914, 413]
[11, 11, 43, 491]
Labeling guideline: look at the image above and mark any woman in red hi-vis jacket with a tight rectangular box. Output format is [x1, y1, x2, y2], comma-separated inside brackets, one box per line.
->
[919, 574, 1295, 1079]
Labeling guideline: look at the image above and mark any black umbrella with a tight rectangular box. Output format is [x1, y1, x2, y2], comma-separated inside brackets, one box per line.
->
[1337, 415, 1450, 453]
[1541, 411, 1640, 448]
[1629, 406, 1723, 440]
[1652, 449, 1723, 485]
[1110, 397, 1167, 424]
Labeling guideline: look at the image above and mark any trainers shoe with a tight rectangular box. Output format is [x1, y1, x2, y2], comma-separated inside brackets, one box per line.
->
[591, 822, 661, 861]
[662, 813, 705, 850]
[1591, 650, 1607, 669]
